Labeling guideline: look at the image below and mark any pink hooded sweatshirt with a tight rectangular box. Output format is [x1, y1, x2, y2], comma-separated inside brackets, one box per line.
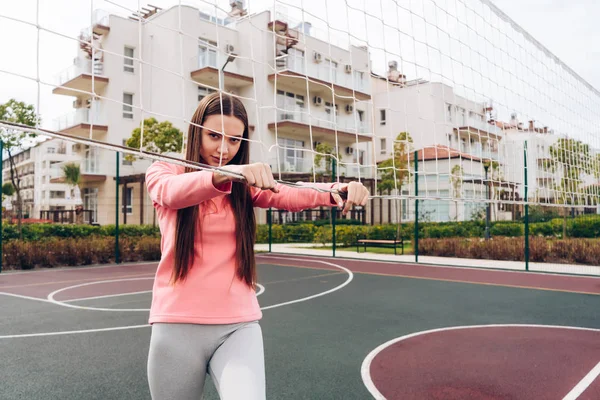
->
[145, 161, 337, 324]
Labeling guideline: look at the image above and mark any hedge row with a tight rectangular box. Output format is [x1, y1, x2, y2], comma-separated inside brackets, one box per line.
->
[256, 216, 600, 244]
[2, 236, 161, 271]
[1, 224, 160, 242]
[418, 237, 600, 266]
[5, 235, 598, 271]
[1, 214, 598, 244]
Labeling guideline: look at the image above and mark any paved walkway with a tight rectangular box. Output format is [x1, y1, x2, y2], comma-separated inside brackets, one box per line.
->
[254, 243, 600, 277]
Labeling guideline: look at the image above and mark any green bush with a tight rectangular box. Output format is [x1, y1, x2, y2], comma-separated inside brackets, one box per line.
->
[313, 227, 332, 245]
[570, 216, 600, 238]
[256, 224, 285, 243]
[1, 223, 160, 242]
[283, 224, 316, 242]
[490, 223, 523, 237]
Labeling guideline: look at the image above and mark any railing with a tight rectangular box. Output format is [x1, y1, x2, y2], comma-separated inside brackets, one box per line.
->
[276, 54, 369, 93]
[55, 57, 104, 87]
[270, 208, 366, 224]
[273, 12, 348, 50]
[457, 118, 502, 136]
[275, 97, 369, 134]
[54, 108, 106, 131]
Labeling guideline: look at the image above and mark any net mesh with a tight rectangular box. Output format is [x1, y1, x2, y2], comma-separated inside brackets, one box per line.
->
[0, 0, 599, 273]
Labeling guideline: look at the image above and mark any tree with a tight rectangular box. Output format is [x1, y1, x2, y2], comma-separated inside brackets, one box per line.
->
[62, 161, 84, 212]
[450, 164, 463, 221]
[544, 138, 593, 237]
[125, 117, 183, 162]
[377, 132, 413, 195]
[377, 132, 413, 237]
[0, 99, 40, 238]
[312, 142, 340, 177]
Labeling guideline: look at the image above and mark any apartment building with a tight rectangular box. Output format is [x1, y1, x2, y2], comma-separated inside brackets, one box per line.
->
[2, 139, 81, 220]
[369, 64, 506, 222]
[50, 3, 374, 225]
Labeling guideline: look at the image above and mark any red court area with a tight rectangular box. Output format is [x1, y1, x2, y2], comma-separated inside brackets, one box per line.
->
[367, 326, 600, 400]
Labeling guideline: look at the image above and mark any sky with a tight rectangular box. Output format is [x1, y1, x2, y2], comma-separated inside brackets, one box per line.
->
[0, 0, 598, 145]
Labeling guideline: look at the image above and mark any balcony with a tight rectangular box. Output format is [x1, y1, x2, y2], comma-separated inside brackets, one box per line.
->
[268, 96, 371, 142]
[90, 10, 110, 35]
[190, 53, 253, 89]
[53, 57, 109, 97]
[49, 155, 106, 185]
[269, 54, 370, 100]
[454, 118, 502, 140]
[54, 108, 108, 139]
[266, 155, 370, 178]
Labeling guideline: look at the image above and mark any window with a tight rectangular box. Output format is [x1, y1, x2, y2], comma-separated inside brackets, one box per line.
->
[279, 138, 304, 172]
[446, 103, 452, 122]
[198, 86, 216, 101]
[122, 187, 133, 214]
[124, 46, 135, 73]
[380, 109, 386, 125]
[123, 93, 133, 119]
[380, 138, 387, 154]
[198, 37, 217, 68]
[47, 147, 56, 154]
[324, 101, 338, 123]
[122, 139, 133, 166]
[50, 191, 65, 199]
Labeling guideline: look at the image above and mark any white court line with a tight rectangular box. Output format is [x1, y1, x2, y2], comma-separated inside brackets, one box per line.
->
[562, 361, 600, 400]
[360, 324, 600, 400]
[0, 259, 349, 339]
[47, 278, 153, 312]
[0, 292, 53, 304]
[62, 290, 153, 303]
[62, 284, 265, 303]
[0, 261, 157, 275]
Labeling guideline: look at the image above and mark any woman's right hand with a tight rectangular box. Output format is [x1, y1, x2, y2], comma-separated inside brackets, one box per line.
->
[213, 163, 279, 193]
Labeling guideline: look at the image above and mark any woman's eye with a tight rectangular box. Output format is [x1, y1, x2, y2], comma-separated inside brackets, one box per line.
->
[209, 133, 220, 139]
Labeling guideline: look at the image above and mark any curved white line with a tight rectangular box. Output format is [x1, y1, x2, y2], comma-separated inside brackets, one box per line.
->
[259, 256, 353, 310]
[0, 258, 350, 339]
[360, 324, 600, 400]
[256, 283, 265, 297]
[47, 277, 153, 312]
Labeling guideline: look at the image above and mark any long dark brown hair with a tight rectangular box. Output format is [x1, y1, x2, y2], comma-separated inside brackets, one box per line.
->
[171, 92, 256, 287]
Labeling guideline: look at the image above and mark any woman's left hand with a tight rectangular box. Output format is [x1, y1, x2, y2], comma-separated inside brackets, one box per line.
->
[331, 182, 370, 215]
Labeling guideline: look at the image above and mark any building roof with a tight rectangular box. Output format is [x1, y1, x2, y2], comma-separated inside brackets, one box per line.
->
[409, 145, 483, 162]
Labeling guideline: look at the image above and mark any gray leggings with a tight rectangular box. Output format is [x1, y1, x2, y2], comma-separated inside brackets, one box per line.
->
[147, 321, 265, 400]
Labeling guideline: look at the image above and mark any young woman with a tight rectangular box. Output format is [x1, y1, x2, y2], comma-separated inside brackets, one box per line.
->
[145, 92, 369, 400]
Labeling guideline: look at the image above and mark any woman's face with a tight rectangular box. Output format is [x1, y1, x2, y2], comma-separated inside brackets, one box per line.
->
[199, 114, 245, 166]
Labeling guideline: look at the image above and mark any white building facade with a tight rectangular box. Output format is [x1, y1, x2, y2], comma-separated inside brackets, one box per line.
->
[50, 4, 374, 225]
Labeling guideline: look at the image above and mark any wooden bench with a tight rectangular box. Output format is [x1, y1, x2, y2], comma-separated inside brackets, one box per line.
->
[355, 236, 404, 255]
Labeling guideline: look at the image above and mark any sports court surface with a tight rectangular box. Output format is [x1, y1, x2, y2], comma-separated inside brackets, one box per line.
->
[1, 253, 599, 399]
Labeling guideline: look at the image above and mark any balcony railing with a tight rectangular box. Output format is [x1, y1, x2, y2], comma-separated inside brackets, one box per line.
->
[275, 97, 369, 134]
[273, 12, 348, 50]
[457, 118, 502, 136]
[276, 54, 368, 94]
[54, 108, 106, 131]
[55, 57, 104, 87]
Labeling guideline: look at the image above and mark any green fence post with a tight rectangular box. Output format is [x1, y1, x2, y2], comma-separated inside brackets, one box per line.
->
[268, 207, 272, 253]
[414, 150, 419, 263]
[0, 140, 3, 274]
[115, 151, 120, 264]
[332, 157, 337, 258]
[524, 141, 529, 271]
